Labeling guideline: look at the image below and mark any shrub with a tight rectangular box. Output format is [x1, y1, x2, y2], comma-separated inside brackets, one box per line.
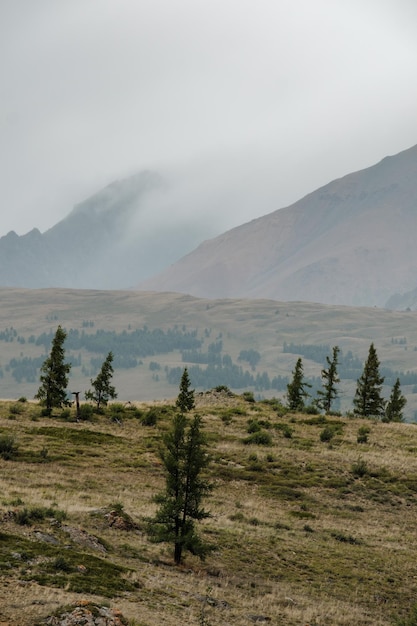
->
[0, 435, 18, 460]
[15, 506, 67, 525]
[244, 430, 272, 446]
[18, 397, 27, 403]
[242, 391, 255, 403]
[320, 426, 336, 442]
[351, 458, 369, 478]
[274, 423, 293, 439]
[215, 385, 232, 394]
[247, 419, 262, 434]
[9, 403, 24, 415]
[357, 425, 371, 444]
[52, 556, 73, 572]
[79, 404, 94, 421]
[304, 404, 319, 415]
[140, 405, 174, 426]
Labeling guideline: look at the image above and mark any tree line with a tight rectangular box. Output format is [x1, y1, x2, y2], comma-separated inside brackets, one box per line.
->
[286, 343, 407, 422]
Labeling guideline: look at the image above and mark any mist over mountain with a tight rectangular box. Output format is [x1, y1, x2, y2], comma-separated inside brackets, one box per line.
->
[139, 144, 417, 309]
[0, 171, 213, 289]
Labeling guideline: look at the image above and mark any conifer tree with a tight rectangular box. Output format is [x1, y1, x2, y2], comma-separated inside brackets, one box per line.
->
[35, 325, 71, 415]
[286, 358, 311, 411]
[148, 368, 212, 564]
[85, 351, 117, 410]
[176, 367, 195, 413]
[384, 377, 407, 422]
[316, 346, 340, 413]
[353, 343, 385, 418]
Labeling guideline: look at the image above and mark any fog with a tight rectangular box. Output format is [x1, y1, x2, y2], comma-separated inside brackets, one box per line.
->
[1, 0, 417, 240]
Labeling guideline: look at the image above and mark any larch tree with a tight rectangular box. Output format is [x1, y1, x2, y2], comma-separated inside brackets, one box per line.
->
[316, 346, 340, 413]
[353, 343, 385, 418]
[148, 368, 212, 564]
[286, 357, 311, 411]
[35, 325, 71, 415]
[85, 351, 117, 410]
[384, 378, 407, 422]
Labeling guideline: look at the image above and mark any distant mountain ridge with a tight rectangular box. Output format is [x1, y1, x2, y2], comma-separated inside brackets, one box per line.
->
[139, 144, 417, 308]
[0, 171, 207, 290]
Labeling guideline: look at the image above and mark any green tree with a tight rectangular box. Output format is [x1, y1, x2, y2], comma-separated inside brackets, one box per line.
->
[85, 351, 117, 410]
[316, 346, 340, 413]
[286, 357, 311, 411]
[35, 325, 71, 415]
[148, 368, 212, 564]
[176, 367, 195, 413]
[384, 377, 407, 422]
[353, 343, 385, 418]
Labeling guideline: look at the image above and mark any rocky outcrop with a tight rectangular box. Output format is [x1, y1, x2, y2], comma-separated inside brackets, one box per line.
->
[40, 601, 128, 625]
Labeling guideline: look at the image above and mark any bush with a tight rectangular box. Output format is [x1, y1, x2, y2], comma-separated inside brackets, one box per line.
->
[108, 403, 126, 422]
[357, 425, 371, 444]
[15, 506, 67, 525]
[244, 430, 272, 446]
[242, 391, 255, 403]
[247, 419, 262, 434]
[351, 458, 369, 478]
[9, 403, 24, 415]
[140, 405, 174, 426]
[79, 404, 94, 421]
[215, 385, 232, 394]
[274, 423, 293, 439]
[0, 435, 18, 460]
[320, 426, 336, 442]
[304, 404, 320, 415]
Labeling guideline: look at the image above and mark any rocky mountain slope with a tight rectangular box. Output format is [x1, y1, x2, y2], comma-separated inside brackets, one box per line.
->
[140, 144, 417, 308]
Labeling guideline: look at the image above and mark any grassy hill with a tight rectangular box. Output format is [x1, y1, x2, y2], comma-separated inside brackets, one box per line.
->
[1, 288, 417, 419]
[1, 395, 417, 625]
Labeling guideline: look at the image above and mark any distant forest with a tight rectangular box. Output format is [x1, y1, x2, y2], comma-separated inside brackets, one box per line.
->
[1, 326, 417, 392]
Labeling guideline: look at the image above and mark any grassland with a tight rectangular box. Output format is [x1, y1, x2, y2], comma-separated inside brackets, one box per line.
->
[1, 394, 417, 625]
[1, 288, 417, 418]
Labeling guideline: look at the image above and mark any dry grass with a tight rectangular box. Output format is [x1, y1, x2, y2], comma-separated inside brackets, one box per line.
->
[0, 397, 417, 625]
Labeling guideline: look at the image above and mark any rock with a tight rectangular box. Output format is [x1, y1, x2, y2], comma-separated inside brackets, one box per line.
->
[40, 602, 128, 625]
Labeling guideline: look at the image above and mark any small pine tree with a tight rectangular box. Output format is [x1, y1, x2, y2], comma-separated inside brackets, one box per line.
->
[176, 367, 195, 413]
[35, 325, 71, 415]
[384, 378, 407, 422]
[353, 343, 385, 418]
[148, 369, 212, 564]
[286, 358, 311, 411]
[316, 346, 340, 413]
[85, 351, 117, 410]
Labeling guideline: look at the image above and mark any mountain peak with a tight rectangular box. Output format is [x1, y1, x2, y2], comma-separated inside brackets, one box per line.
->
[138, 143, 417, 308]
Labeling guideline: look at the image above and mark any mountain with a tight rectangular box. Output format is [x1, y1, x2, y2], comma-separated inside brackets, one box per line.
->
[139, 144, 417, 308]
[0, 172, 207, 290]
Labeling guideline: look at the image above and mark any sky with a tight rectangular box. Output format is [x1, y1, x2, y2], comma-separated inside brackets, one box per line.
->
[1, 0, 417, 239]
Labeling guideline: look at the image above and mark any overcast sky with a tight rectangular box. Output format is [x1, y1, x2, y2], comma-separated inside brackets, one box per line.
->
[1, 0, 417, 238]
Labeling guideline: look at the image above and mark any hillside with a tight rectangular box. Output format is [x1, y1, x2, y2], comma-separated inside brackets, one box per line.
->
[140, 143, 417, 308]
[0, 396, 417, 625]
[1, 288, 417, 420]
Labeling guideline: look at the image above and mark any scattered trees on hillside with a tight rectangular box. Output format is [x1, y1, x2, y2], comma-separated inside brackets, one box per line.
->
[35, 325, 71, 415]
[85, 351, 117, 410]
[384, 378, 407, 422]
[286, 358, 311, 411]
[353, 343, 385, 418]
[148, 368, 212, 565]
[316, 346, 340, 413]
